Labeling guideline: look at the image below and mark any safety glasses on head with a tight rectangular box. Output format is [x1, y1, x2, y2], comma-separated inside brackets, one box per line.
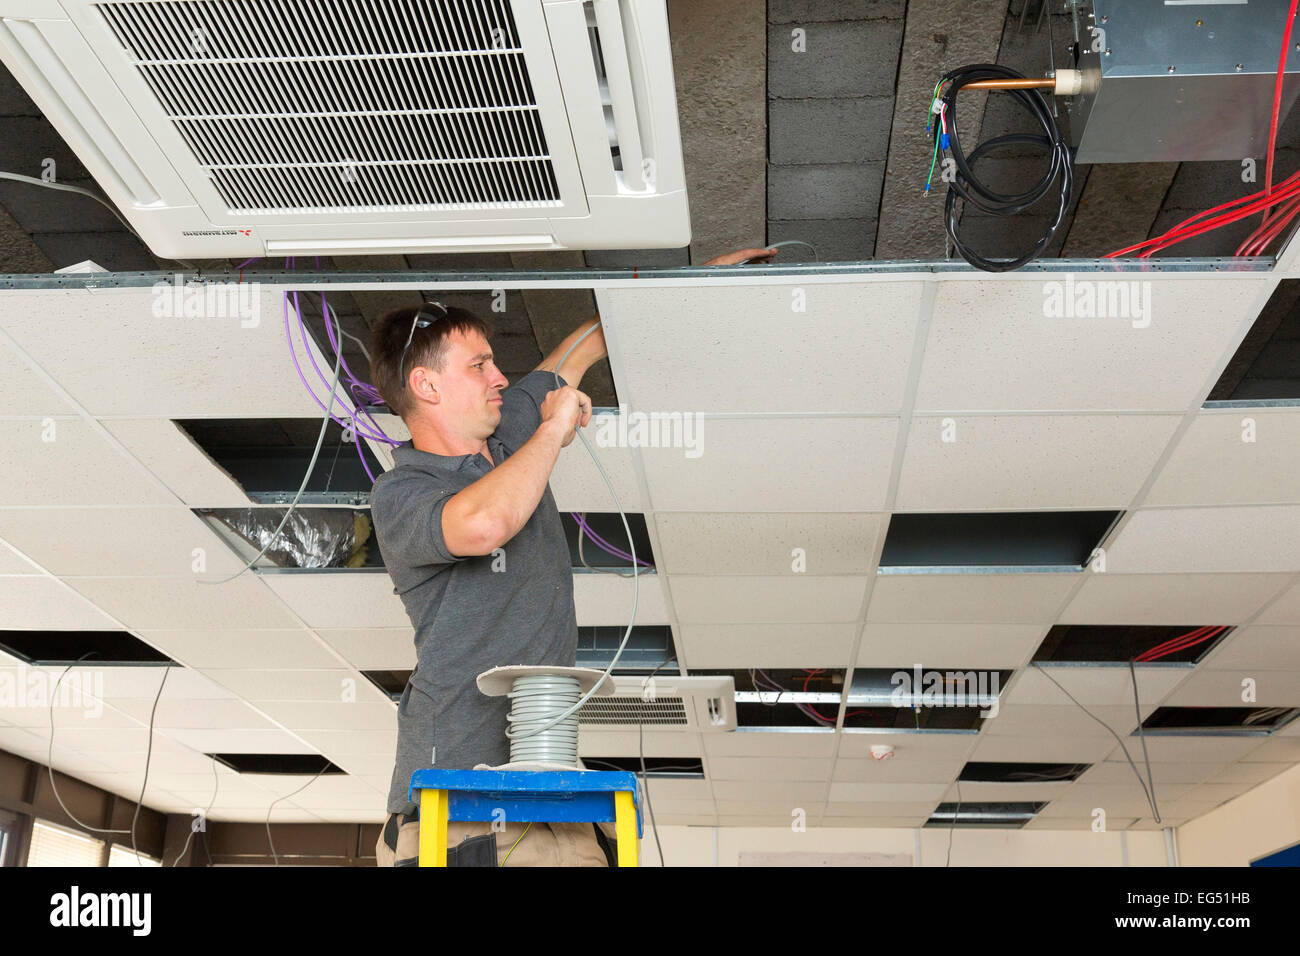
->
[399, 301, 449, 389]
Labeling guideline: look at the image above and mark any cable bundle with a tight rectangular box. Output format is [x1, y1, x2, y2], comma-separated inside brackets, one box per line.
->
[505, 674, 583, 766]
[930, 64, 1074, 272]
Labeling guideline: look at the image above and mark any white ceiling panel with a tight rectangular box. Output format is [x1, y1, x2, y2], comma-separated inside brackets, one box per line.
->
[1146, 407, 1300, 507]
[1120, 736, 1265, 762]
[969, 735, 1119, 763]
[1077, 761, 1222, 786]
[110, 697, 281, 730]
[638, 418, 898, 512]
[838, 730, 979, 760]
[828, 781, 948, 802]
[0, 541, 40, 574]
[254, 700, 396, 731]
[1106, 507, 1300, 573]
[294, 729, 397, 755]
[1060, 573, 1293, 624]
[1201, 625, 1300, 670]
[198, 668, 361, 702]
[857, 622, 1048, 668]
[980, 704, 1144, 738]
[655, 512, 884, 575]
[578, 731, 702, 757]
[707, 757, 833, 781]
[138, 628, 346, 670]
[0, 287, 326, 417]
[0, 333, 76, 415]
[831, 757, 964, 784]
[702, 730, 837, 758]
[259, 571, 409, 629]
[600, 282, 924, 414]
[1003, 665, 1189, 708]
[101, 419, 253, 507]
[1255, 576, 1300, 624]
[314, 628, 415, 670]
[1241, 737, 1300, 760]
[896, 415, 1181, 511]
[64, 576, 302, 630]
[0, 419, 173, 506]
[670, 575, 867, 624]
[713, 780, 828, 802]
[573, 571, 668, 624]
[550, 426, 643, 512]
[0, 507, 246, 577]
[0, 575, 119, 628]
[914, 277, 1263, 411]
[867, 573, 1079, 623]
[678, 622, 858, 668]
[1163, 668, 1300, 707]
[1023, 816, 1137, 830]
[1205, 761, 1294, 785]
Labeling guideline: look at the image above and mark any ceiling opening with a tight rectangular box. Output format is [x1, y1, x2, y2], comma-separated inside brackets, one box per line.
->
[1032, 624, 1233, 664]
[0, 630, 171, 665]
[1140, 706, 1300, 734]
[958, 761, 1090, 783]
[878, 511, 1119, 570]
[209, 753, 345, 775]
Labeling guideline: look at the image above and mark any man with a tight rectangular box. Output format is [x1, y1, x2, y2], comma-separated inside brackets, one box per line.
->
[369, 248, 775, 866]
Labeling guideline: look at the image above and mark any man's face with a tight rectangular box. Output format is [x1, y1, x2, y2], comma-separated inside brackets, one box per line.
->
[427, 327, 508, 439]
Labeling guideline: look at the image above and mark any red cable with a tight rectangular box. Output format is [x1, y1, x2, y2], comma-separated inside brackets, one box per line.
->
[1106, 178, 1300, 257]
[1109, 1, 1298, 258]
[1139, 627, 1224, 662]
[1136, 626, 1226, 662]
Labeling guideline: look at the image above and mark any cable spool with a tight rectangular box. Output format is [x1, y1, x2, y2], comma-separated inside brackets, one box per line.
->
[475, 665, 614, 771]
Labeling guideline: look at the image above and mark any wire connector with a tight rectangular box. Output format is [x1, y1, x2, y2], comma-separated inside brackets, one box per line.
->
[939, 132, 950, 150]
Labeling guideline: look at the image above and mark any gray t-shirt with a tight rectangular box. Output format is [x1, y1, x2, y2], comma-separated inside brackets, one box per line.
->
[370, 370, 576, 815]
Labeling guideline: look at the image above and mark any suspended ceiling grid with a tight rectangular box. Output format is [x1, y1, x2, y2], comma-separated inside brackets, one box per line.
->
[0, 267, 1298, 830]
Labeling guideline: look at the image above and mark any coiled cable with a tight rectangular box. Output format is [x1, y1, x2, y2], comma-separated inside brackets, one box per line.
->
[506, 674, 582, 765]
[935, 64, 1073, 272]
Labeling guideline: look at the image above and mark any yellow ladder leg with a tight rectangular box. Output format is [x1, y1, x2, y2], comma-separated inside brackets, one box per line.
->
[614, 790, 638, 867]
[418, 788, 450, 867]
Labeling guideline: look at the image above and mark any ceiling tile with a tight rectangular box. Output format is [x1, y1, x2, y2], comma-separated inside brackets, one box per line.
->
[838, 731, 979, 761]
[573, 571, 669, 625]
[0, 336, 75, 416]
[670, 575, 867, 623]
[110, 697, 281, 730]
[1256, 577, 1300, 624]
[550, 426, 643, 511]
[1003, 665, 1189, 708]
[707, 757, 833, 781]
[199, 668, 362, 702]
[260, 571, 409, 629]
[0, 575, 119, 628]
[64, 576, 302, 630]
[655, 512, 884, 575]
[578, 731, 703, 757]
[827, 781, 948, 802]
[1201, 625, 1300, 670]
[1163, 668, 1300, 707]
[677, 622, 857, 669]
[867, 573, 1079, 623]
[138, 628, 346, 670]
[0, 287, 325, 417]
[1146, 408, 1300, 507]
[914, 277, 1262, 412]
[254, 700, 396, 731]
[896, 415, 1180, 511]
[1060, 573, 1293, 624]
[969, 735, 1119, 763]
[943, 781, 1070, 802]
[857, 622, 1047, 668]
[1122, 736, 1266, 762]
[831, 756, 964, 784]
[638, 417, 898, 512]
[702, 730, 837, 758]
[0, 507, 247, 576]
[1077, 761, 1220, 786]
[1241, 737, 1300, 760]
[600, 282, 924, 414]
[713, 780, 828, 802]
[101, 419, 253, 507]
[314, 628, 415, 670]
[1204, 762, 1293, 785]
[1107, 507, 1300, 573]
[981, 704, 1143, 738]
[0, 419, 173, 506]
[0, 541, 40, 574]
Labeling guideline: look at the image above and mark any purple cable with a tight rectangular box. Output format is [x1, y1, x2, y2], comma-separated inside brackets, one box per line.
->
[571, 513, 653, 567]
[236, 256, 260, 270]
[292, 290, 392, 444]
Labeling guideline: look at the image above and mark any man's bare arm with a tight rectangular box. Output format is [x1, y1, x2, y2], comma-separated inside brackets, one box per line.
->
[534, 317, 606, 389]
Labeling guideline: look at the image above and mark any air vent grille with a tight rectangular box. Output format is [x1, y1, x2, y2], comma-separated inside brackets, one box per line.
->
[578, 697, 689, 726]
[95, 0, 561, 212]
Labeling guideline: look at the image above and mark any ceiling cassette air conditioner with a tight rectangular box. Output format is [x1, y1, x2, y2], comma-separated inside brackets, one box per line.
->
[0, 0, 690, 258]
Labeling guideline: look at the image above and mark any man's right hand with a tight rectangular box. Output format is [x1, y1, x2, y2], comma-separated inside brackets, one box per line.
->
[540, 385, 592, 447]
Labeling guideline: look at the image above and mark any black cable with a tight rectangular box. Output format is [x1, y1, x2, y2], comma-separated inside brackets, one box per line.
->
[935, 65, 1074, 272]
[637, 656, 676, 867]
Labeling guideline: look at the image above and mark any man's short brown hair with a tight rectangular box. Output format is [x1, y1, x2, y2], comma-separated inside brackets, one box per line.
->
[370, 304, 493, 420]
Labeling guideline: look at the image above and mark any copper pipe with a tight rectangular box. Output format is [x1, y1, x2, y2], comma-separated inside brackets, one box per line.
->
[961, 78, 1055, 90]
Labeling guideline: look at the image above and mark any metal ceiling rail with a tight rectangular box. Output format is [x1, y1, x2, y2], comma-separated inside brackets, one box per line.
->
[0, 256, 1278, 291]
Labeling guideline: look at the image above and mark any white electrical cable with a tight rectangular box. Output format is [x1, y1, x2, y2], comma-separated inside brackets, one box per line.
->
[506, 321, 639, 744]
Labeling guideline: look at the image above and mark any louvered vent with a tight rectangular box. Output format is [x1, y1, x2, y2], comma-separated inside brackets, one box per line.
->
[94, 0, 561, 214]
[578, 697, 689, 727]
